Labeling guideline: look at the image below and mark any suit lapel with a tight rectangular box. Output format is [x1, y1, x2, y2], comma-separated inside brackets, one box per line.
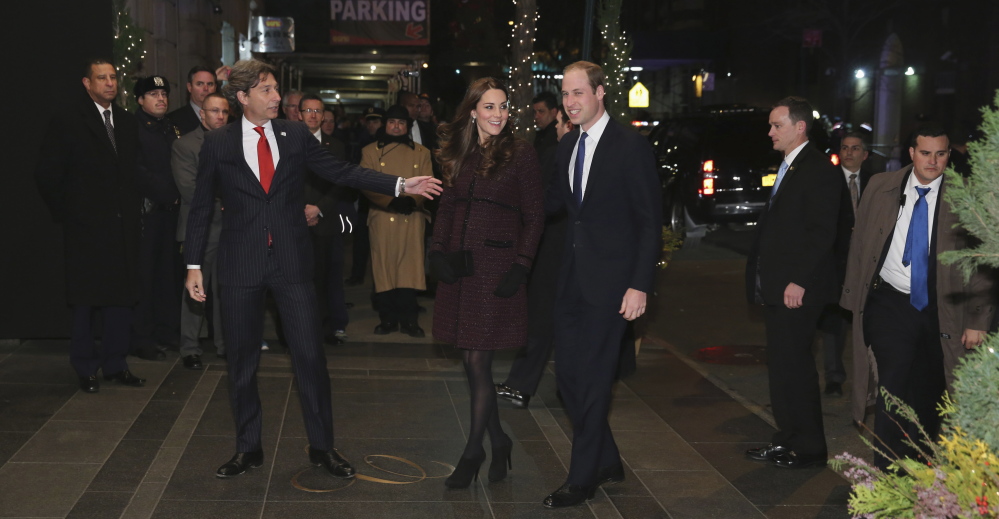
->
[230, 122, 266, 194]
[769, 143, 811, 206]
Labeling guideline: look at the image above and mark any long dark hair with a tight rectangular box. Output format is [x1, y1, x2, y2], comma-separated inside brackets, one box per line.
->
[436, 77, 517, 187]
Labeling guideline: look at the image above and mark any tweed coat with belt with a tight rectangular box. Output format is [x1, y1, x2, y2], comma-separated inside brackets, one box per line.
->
[431, 139, 544, 349]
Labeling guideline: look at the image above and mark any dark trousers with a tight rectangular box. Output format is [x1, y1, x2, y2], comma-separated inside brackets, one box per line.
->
[313, 232, 349, 333]
[373, 288, 418, 326]
[70, 305, 132, 377]
[504, 335, 553, 395]
[220, 254, 333, 453]
[763, 304, 827, 456]
[179, 238, 224, 356]
[553, 275, 628, 487]
[817, 304, 849, 384]
[134, 209, 181, 351]
[864, 287, 944, 470]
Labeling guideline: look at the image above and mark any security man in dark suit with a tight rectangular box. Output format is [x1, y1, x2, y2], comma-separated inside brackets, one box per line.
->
[542, 61, 662, 508]
[132, 75, 182, 360]
[167, 65, 218, 135]
[744, 96, 846, 469]
[182, 59, 441, 480]
[35, 58, 146, 392]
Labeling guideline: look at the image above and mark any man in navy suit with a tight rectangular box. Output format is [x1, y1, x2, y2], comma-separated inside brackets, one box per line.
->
[542, 61, 662, 508]
[183, 59, 441, 479]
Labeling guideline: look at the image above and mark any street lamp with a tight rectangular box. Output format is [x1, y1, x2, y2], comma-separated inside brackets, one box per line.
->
[905, 66, 915, 76]
[855, 69, 865, 79]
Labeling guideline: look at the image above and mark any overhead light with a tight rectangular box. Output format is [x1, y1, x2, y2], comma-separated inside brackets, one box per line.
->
[455, 69, 461, 74]
[905, 66, 915, 76]
[812, 110, 820, 119]
[855, 69, 865, 79]
[360, 75, 365, 79]
[422, 62, 428, 68]
[370, 65, 376, 72]
[508, 20, 514, 25]
[630, 66, 643, 72]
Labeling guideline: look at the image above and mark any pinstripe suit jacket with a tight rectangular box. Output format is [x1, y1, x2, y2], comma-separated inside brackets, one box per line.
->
[184, 118, 399, 286]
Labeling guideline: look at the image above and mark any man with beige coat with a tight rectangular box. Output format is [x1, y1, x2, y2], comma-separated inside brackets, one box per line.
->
[840, 125, 993, 469]
[361, 105, 431, 337]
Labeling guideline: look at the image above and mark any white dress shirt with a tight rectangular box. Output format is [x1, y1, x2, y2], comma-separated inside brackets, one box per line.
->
[191, 101, 203, 123]
[312, 128, 323, 142]
[410, 122, 423, 145]
[241, 116, 280, 180]
[878, 170, 943, 293]
[567, 111, 611, 196]
[842, 165, 862, 190]
[783, 140, 809, 167]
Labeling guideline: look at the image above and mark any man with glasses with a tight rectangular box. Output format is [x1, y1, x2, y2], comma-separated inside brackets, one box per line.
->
[173, 92, 232, 368]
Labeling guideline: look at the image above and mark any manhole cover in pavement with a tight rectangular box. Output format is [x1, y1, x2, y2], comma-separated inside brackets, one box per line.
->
[693, 345, 767, 365]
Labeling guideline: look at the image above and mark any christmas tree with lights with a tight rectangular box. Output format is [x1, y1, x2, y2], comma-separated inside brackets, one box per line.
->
[508, 0, 537, 137]
[112, 0, 146, 111]
[598, 0, 631, 124]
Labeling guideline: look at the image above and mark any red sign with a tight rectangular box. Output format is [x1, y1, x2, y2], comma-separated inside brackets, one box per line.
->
[330, 0, 430, 46]
[802, 29, 822, 48]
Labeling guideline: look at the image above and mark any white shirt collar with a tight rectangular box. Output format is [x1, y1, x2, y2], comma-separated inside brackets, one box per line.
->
[242, 115, 273, 134]
[312, 128, 323, 142]
[783, 140, 809, 165]
[94, 101, 113, 123]
[580, 111, 611, 142]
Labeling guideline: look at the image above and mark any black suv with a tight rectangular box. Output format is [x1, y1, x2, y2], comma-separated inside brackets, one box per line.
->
[649, 107, 780, 243]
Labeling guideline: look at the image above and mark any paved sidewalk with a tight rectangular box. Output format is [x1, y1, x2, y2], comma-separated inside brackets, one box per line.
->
[0, 240, 858, 518]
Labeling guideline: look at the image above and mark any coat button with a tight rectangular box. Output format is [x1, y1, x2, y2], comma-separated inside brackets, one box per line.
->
[414, 164, 418, 168]
[390, 217, 395, 222]
[380, 162, 385, 166]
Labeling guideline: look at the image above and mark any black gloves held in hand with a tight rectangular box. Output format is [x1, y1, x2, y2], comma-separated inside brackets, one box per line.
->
[388, 196, 416, 215]
[429, 251, 458, 284]
[494, 263, 529, 298]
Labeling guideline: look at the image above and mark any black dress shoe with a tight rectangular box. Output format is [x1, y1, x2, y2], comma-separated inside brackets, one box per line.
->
[495, 384, 530, 408]
[745, 443, 790, 462]
[543, 483, 596, 508]
[79, 376, 99, 393]
[216, 450, 264, 478]
[309, 448, 355, 479]
[183, 355, 203, 370]
[400, 323, 425, 338]
[373, 322, 398, 335]
[771, 450, 827, 469]
[824, 381, 843, 397]
[103, 370, 146, 387]
[596, 462, 625, 486]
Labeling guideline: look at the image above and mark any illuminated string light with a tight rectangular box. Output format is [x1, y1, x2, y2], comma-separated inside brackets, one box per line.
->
[598, 0, 632, 121]
[508, 0, 540, 134]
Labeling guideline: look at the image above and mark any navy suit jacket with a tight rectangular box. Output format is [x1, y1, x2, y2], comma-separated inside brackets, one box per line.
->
[184, 118, 398, 286]
[547, 117, 662, 307]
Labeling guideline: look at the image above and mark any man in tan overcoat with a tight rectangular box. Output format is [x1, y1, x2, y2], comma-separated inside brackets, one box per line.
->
[840, 125, 994, 469]
[361, 105, 431, 337]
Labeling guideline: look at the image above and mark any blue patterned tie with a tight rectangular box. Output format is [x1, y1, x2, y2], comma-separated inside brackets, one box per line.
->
[770, 160, 789, 200]
[902, 186, 931, 310]
[573, 132, 587, 206]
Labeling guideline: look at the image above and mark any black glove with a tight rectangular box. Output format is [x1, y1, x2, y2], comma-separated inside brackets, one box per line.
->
[388, 197, 416, 215]
[429, 251, 458, 284]
[494, 263, 529, 298]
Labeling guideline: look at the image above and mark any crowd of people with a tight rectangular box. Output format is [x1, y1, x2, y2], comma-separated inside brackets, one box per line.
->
[34, 54, 990, 509]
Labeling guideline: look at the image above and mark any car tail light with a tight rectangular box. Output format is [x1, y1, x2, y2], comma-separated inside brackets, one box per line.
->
[702, 160, 714, 173]
[701, 177, 715, 196]
[830, 154, 840, 166]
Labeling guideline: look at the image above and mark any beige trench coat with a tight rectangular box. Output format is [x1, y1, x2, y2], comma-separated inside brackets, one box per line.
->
[360, 141, 431, 293]
[840, 166, 994, 424]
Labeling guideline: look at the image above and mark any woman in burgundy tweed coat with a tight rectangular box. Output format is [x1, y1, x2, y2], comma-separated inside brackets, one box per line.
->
[430, 78, 544, 488]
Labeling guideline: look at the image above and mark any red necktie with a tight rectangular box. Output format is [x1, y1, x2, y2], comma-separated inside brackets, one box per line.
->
[253, 126, 274, 247]
[253, 126, 274, 193]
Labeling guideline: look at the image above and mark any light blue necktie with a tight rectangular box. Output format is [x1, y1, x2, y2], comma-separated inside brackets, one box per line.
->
[573, 132, 587, 206]
[770, 160, 789, 200]
[902, 186, 931, 310]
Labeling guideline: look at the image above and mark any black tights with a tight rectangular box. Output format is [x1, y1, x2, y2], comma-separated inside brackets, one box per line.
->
[461, 349, 510, 458]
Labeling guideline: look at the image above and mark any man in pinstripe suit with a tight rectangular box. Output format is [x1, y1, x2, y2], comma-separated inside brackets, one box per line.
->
[183, 59, 441, 479]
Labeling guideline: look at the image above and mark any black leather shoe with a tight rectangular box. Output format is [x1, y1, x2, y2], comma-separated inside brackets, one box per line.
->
[373, 322, 398, 335]
[824, 381, 843, 397]
[771, 450, 827, 469]
[103, 370, 146, 387]
[495, 384, 530, 408]
[745, 443, 790, 462]
[309, 448, 355, 479]
[400, 323, 425, 338]
[216, 450, 264, 478]
[183, 355, 203, 370]
[543, 483, 596, 508]
[596, 462, 625, 486]
[79, 376, 99, 393]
